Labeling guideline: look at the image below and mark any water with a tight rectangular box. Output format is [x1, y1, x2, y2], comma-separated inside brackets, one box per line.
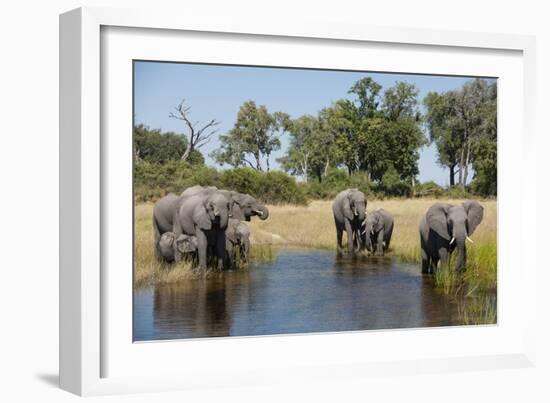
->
[133, 249, 463, 341]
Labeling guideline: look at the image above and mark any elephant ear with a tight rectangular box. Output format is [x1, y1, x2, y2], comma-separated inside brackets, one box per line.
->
[426, 203, 452, 240]
[160, 233, 175, 246]
[231, 191, 246, 207]
[463, 200, 484, 235]
[194, 202, 212, 230]
[373, 211, 384, 232]
[342, 192, 354, 221]
[225, 223, 239, 244]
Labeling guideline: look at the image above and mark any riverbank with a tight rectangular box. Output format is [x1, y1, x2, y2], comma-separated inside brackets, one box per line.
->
[135, 198, 496, 293]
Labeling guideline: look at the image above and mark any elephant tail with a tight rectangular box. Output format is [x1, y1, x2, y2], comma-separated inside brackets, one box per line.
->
[153, 215, 162, 260]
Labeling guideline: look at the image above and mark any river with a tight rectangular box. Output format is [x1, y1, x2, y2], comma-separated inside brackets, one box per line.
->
[133, 249, 471, 341]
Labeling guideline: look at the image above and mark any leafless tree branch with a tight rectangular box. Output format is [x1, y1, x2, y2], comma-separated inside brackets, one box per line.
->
[168, 99, 221, 161]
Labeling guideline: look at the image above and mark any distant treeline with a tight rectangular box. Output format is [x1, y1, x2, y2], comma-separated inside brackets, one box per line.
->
[135, 159, 482, 204]
[134, 76, 497, 203]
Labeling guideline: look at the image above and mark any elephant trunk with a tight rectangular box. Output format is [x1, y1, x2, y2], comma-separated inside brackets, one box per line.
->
[454, 237, 467, 272]
[255, 205, 269, 221]
[218, 209, 229, 230]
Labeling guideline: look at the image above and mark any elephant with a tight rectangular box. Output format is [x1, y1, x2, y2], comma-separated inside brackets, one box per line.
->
[419, 200, 484, 273]
[224, 218, 251, 269]
[153, 193, 180, 260]
[180, 185, 218, 199]
[223, 191, 269, 222]
[332, 188, 367, 254]
[153, 191, 230, 269]
[362, 209, 394, 256]
[157, 232, 198, 263]
[180, 185, 269, 222]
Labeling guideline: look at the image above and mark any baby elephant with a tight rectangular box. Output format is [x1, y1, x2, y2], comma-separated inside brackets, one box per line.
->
[225, 219, 251, 269]
[158, 232, 198, 263]
[362, 209, 394, 256]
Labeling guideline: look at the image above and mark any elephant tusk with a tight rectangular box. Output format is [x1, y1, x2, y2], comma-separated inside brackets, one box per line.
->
[354, 211, 359, 216]
[255, 210, 264, 216]
[370, 229, 374, 235]
[361, 229, 366, 235]
[214, 210, 220, 216]
[466, 236, 474, 244]
[449, 237, 455, 245]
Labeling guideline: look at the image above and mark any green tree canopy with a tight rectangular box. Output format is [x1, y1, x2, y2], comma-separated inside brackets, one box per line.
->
[277, 114, 340, 182]
[211, 101, 289, 171]
[318, 78, 425, 183]
[424, 78, 496, 191]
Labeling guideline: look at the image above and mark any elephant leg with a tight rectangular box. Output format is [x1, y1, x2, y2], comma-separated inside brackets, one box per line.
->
[344, 220, 354, 255]
[356, 230, 362, 250]
[430, 256, 438, 274]
[438, 247, 449, 270]
[421, 248, 430, 274]
[196, 230, 208, 269]
[376, 230, 384, 256]
[336, 228, 343, 254]
[215, 231, 226, 270]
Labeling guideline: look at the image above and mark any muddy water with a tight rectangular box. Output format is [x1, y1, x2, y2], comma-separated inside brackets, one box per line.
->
[133, 249, 463, 341]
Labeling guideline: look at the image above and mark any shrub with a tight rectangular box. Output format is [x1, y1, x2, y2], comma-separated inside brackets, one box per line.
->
[220, 167, 262, 196]
[376, 166, 412, 197]
[302, 168, 373, 200]
[134, 161, 307, 204]
[257, 171, 308, 205]
[414, 181, 443, 198]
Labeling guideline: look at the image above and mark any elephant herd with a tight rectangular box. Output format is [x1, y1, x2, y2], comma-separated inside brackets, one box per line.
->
[332, 188, 484, 273]
[152, 185, 269, 270]
[152, 185, 484, 275]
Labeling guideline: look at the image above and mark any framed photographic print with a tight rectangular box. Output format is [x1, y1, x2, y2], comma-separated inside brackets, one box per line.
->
[60, 7, 537, 396]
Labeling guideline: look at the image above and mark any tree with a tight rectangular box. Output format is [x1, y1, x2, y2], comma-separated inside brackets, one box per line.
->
[169, 99, 220, 161]
[424, 92, 463, 186]
[470, 81, 497, 195]
[424, 79, 496, 190]
[348, 77, 382, 119]
[321, 100, 358, 175]
[382, 81, 420, 121]
[133, 124, 204, 164]
[278, 114, 339, 182]
[212, 101, 289, 171]
[303, 78, 424, 183]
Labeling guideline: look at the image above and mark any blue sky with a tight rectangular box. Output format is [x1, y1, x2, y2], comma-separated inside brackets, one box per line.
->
[134, 61, 494, 186]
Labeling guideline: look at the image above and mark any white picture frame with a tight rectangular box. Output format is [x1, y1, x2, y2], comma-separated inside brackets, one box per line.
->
[60, 6, 537, 396]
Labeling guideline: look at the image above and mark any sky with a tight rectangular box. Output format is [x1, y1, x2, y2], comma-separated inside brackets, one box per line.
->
[134, 61, 495, 186]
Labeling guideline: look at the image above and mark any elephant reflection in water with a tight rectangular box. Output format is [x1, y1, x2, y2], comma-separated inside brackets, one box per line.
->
[152, 271, 254, 338]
